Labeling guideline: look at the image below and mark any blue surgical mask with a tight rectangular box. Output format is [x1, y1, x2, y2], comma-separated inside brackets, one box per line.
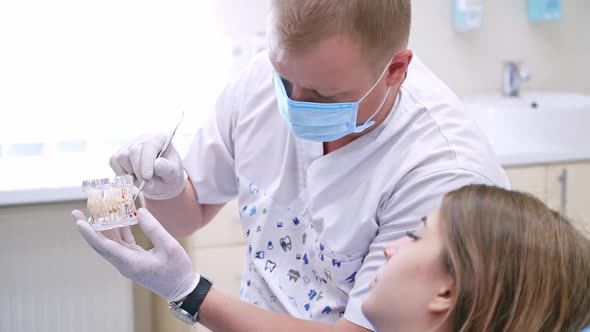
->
[273, 65, 391, 142]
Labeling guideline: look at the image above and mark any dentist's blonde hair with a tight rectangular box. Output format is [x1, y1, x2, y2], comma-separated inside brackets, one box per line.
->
[269, 0, 411, 70]
[439, 184, 590, 332]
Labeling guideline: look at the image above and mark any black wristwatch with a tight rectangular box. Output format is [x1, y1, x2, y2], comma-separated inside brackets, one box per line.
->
[168, 275, 213, 325]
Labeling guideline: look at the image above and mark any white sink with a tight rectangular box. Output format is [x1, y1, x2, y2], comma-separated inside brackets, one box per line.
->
[462, 91, 590, 165]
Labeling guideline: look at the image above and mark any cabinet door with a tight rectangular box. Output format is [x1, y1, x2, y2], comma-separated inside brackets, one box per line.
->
[547, 163, 590, 234]
[504, 166, 547, 202]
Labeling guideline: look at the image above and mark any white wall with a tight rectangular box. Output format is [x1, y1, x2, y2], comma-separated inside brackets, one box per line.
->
[213, 0, 270, 38]
[409, 0, 590, 97]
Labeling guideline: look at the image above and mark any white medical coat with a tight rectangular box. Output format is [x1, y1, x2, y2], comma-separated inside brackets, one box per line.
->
[184, 52, 510, 330]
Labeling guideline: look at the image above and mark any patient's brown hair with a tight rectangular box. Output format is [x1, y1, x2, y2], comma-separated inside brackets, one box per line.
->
[439, 184, 590, 332]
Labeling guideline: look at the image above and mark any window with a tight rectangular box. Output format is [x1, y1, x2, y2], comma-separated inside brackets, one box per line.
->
[0, 0, 265, 191]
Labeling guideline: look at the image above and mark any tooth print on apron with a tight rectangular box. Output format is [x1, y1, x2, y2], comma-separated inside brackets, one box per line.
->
[236, 175, 362, 323]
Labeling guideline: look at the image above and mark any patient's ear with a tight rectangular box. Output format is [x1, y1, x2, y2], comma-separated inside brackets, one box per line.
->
[428, 281, 453, 313]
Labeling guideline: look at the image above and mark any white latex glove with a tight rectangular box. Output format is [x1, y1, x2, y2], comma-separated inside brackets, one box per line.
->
[72, 208, 198, 302]
[110, 133, 186, 200]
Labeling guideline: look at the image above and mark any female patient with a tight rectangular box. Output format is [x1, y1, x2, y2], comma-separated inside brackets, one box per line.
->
[362, 184, 590, 332]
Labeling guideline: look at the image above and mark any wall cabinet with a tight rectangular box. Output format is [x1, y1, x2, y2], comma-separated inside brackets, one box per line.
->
[505, 161, 590, 235]
[503, 165, 547, 201]
[546, 163, 590, 233]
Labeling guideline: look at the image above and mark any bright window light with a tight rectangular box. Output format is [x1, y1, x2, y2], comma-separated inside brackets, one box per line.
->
[0, 0, 241, 190]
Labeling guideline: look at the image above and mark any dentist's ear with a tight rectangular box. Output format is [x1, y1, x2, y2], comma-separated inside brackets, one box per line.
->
[428, 280, 453, 313]
[385, 49, 413, 87]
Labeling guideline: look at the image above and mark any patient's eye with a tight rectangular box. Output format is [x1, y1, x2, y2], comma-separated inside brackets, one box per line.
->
[406, 230, 421, 241]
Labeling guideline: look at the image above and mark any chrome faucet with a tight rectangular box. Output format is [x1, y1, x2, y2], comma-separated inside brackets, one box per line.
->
[503, 61, 530, 97]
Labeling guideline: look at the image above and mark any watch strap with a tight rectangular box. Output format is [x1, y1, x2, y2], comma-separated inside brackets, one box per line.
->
[179, 275, 213, 320]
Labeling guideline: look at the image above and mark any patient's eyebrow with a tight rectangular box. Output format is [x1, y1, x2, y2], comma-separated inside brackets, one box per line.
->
[421, 216, 428, 228]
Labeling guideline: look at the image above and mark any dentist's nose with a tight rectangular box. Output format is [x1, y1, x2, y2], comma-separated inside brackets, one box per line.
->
[289, 85, 315, 102]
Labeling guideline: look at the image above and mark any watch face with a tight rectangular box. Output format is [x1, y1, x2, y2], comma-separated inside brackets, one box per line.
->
[169, 306, 197, 325]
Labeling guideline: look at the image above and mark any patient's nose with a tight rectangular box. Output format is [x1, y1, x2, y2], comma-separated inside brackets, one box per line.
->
[384, 236, 411, 259]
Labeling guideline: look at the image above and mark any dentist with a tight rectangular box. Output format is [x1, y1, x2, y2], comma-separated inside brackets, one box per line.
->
[74, 1, 509, 331]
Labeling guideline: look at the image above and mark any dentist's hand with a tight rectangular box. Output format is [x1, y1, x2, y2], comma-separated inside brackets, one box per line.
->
[110, 133, 186, 200]
[72, 209, 198, 302]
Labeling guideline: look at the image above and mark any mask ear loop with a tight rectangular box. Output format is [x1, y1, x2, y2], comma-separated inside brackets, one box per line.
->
[357, 62, 410, 131]
[360, 87, 391, 128]
[370, 66, 408, 126]
[357, 62, 395, 128]
[358, 63, 391, 104]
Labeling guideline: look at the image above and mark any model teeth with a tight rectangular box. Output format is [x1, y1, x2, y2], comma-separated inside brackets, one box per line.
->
[86, 186, 133, 221]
